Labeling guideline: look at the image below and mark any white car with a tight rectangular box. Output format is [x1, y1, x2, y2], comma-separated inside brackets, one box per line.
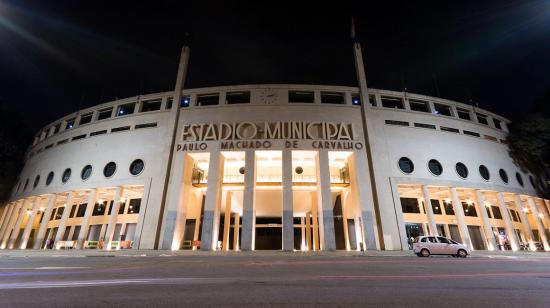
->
[413, 236, 470, 258]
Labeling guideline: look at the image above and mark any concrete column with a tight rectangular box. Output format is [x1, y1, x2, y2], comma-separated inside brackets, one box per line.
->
[19, 197, 42, 249]
[497, 192, 520, 251]
[341, 190, 351, 251]
[76, 189, 97, 249]
[300, 217, 306, 250]
[104, 186, 124, 250]
[348, 151, 378, 250]
[34, 194, 57, 249]
[527, 197, 550, 251]
[389, 178, 409, 250]
[474, 190, 497, 251]
[240, 150, 256, 251]
[514, 195, 536, 251]
[450, 187, 473, 250]
[311, 193, 319, 251]
[536, 198, 550, 238]
[305, 212, 312, 250]
[233, 213, 240, 251]
[222, 192, 232, 251]
[1, 201, 23, 248]
[200, 150, 224, 251]
[54, 192, 75, 247]
[160, 154, 193, 250]
[8, 199, 31, 249]
[282, 149, 294, 251]
[0, 203, 15, 241]
[422, 185, 438, 236]
[0, 204, 10, 236]
[316, 150, 336, 251]
[132, 178, 152, 249]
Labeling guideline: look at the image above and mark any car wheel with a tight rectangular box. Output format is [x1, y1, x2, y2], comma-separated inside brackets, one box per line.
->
[457, 249, 467, 258]
[420, 249, 430, 257]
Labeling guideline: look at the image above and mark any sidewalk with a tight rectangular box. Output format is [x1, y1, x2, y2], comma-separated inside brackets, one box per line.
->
[1, 248, 550, 259]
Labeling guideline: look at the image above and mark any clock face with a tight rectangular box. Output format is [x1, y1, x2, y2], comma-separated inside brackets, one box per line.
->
[259, 89, 277, 104]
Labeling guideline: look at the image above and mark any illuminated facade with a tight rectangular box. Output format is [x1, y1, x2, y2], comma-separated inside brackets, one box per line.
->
[1, 42, 549, 253]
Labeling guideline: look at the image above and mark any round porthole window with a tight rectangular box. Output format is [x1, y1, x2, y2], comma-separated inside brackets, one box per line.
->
[295, 166, 304, 174]
[33, 175, 40, 189]
[129, 159, 145, 176]
[46, 172, 54, 186]
[398, 157, 414, 174]
[455, 162, 468, 179]
[479, 165, 490, 181]
[529, 175, 536, 188]
[428, 159, 443, 176]
[499, 169, 509, 184]
[515, 172, 524, 187]
[81, 165, 93, 181]
[238, 166, 245, 175]
[103, 162, 117, 178]
[62, 168, 71, 183]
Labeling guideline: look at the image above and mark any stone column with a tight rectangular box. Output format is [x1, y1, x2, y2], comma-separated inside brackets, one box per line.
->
[450, 187, 473, 249]
[527, 197, 550, 251]
[104, 186, 125, 250]
[200, 150, 224, 251]
[316, 150, 336, 251]
[240, 150, 256, 251]
[422, 185, 438, 236]
[76, 189, 97, 249]
[222, 191, 232, 251]
[34, 194, 57, 249]
[305, 212, 312, 250]
[54, 192, 75, 247]
[497, 192, 520, 251]
[474, 190, 497, 251]
[8, 199, 30, 249]
[536, 198, 550, 240]
[282, 149, 294, 251]
[1, 201, 23, 248]
[233, 213, 240, 251]
[311, 193, 319, 251]
[0, 203, 15, 241]
[19, 197, 42, 249]
[160, 154, 193, 250]
[0, 203, 10, 236]
[514, 195, 536, 251]
[132, 178, 152, 249]
[341, 190, 350, 251]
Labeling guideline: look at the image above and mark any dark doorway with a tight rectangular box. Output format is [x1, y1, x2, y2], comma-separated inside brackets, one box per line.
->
[333, 195, 346, 250]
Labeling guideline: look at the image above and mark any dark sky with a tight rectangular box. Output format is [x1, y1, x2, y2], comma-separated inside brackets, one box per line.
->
[0, 0, 549, 132]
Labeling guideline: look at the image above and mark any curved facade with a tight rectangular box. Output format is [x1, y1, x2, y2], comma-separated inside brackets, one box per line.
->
[0, 84, 549, 252]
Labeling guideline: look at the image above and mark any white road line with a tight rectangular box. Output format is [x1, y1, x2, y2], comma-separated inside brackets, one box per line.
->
[35, 267, 90, 270]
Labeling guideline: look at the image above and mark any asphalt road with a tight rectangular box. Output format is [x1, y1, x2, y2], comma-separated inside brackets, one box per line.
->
[1, 252, 550, 307]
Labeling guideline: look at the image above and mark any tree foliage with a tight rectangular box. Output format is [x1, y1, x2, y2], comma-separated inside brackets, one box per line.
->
[0, 104, 31, 203]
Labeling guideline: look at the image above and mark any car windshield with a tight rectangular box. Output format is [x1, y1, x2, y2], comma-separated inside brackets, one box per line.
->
[449, 239, 459, 244]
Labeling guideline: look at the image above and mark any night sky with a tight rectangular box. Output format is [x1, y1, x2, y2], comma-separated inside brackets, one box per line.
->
[0, 0, 549, 132]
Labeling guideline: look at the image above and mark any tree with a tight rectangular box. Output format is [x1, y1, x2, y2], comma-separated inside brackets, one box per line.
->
[0, 103, 31, 203]
[507, 88, 550, 197]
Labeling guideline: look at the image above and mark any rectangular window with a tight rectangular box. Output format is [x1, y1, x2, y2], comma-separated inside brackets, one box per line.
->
[463, 130, 480, 137]
[111, 126, 131, 133]
[90, 130, 107, 136]
[55, 207, 64, 220]
[476, 113, 489, 125]
[456, 108, 471, 120]
[69, 204, 77, 218]
[72, 134, 86, 141]
[351, 93, 361, 105]
[53, 123, 61, 135]
[431, 199, 442, 215]
[97, 108, 113, 120]
[196, 93, 219, 106]
[433, 103, 452, 116]
[116, 103, 135, 116]
[45, 144, 53, 149]
[509, 210, 518, 222]
[444, 201, 455, 215]
[462, 202, 478, 217]
[180, 96, 190, 107]
[491, 205, 502, 219]
[140, 100, 162, 112]
[385, 120, 409, 127]
[127, 198, 141, 214]
[414, 123, 436, 129]
[135, 122, 157, 129]
[50, 208, 57, 221]
[107, 200, 114, 215]
[381, 96, 404, 109]
[440, 126, 459, 133]
[79, 112, 93, 125]
[369, 94, 376, 106]
[493, 118, 502, 130]
[486, 206, 492, 218]
[320, 92, 345, 104]
[57, 139, 69, 145]
[76, 204, 87, 217]
[118, 201, 126, 214]
[92, 202, 106, 216]
[289, 91, 314, 103]
[409, 100, 430, 113]
[166, 97, 173, 109]
[65, 118, 76, 130]
[400, 198, 420, 214]
[226, 91, 250, 104]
